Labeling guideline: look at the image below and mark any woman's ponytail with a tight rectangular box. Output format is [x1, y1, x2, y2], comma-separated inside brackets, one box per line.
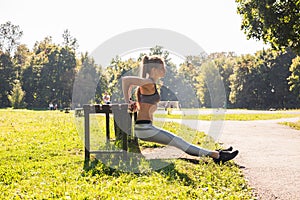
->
[141, 55, 149, 78]
[137, 55, 150, 104]
[137, 55, 164, 103]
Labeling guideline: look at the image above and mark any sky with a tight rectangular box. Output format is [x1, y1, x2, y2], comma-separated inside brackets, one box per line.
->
[1, 0, 269, 60]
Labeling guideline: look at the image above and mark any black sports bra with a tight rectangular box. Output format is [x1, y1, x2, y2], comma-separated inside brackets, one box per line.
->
[139, 84, 160, 105]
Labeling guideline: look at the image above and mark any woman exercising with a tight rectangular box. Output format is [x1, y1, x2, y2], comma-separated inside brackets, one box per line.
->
[122, 55, 238, 163]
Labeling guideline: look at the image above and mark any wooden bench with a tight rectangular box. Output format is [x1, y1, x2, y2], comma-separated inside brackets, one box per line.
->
[83, 104, 137, 163]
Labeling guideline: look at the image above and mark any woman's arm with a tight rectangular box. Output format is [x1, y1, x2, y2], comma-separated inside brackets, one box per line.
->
[122, 76, 151, 103]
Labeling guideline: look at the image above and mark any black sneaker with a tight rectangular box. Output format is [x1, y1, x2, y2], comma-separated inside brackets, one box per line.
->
[213, 150, 239, 164]
[216, 146, 233, 152]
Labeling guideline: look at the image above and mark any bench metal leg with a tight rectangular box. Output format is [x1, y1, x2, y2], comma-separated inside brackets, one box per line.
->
[84, 109, 90, 162]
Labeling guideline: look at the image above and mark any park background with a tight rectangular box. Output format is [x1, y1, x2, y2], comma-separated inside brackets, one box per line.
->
[1, 0, 299, 110]
[1, 0, 300, 199]
[1, 35, 299, 110]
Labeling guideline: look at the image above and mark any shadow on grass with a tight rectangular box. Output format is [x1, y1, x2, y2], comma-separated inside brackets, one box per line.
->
[82, 153, 243, 189]
[179, 157, 245, 169]
[83, 155, 173, 175]
[82, 157, 196, 186]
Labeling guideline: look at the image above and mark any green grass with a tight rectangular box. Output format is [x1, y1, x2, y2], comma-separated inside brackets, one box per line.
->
[0, 109, 253, 199]
[155, 113, 300, 121]
[280, 120, 300, 130]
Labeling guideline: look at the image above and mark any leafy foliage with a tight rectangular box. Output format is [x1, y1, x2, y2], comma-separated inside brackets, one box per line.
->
[0, 21, 23, 54]
[62, 29, 79, 51]
[0, 52, 16, 107]
[149, 45, 172, 65]
[7, 80, 26, 108]
[229, 49, 298, 109]
[72, 52, 104, 106]
[1, 21, 300, 110]
[235, 0, 300, 52]
[288, 56, 300, 99]
[21, 37, 77, 108]
[105, 56, 140, 103]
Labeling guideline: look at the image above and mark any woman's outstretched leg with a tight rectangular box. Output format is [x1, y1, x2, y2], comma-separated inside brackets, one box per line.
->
[135, 123, 238, 163]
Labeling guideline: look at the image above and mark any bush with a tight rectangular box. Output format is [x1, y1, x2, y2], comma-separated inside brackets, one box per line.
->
[7, 80, 26, 109]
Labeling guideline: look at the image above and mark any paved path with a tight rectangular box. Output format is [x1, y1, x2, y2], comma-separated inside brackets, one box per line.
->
[154, 117, 300, 199]
[219, 118, 300, 200]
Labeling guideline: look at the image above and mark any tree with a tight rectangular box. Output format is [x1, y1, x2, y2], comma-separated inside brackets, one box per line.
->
[229, 49, 298, 109]
[178, 55, 205, 107]
[62, 29, 79, 51]
[22, 37, 77, 108]
[8, 80, 26, 109]
[13, 44, 32, 77]
[179, 53, 235, 108]
[235, 0, 300, 53]
[196, 61, 227, 108]
[72, 52, 103, 107]
[288, 56, 300, 100]
[0, 21, 23, 55]
[178, 55, 204, 89]
[21, 37, 51, 108]
[21, 64, 41, 108]
[0, 52, 16, 107]
[39, 45, 77, 108]
[106, 56, 139, 103]
[149, 45, 171, 65]
[264, 49, 297, 108]
[229, 54, 257, 108]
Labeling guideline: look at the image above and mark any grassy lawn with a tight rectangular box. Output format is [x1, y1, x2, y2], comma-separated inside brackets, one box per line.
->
[155, 113, 300, 121]
[0, 109, 253, 199]
[280, 120, 300, 130]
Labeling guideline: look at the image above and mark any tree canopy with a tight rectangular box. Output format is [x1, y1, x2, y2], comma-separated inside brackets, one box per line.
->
[0, 21, 23, 54]
[235, 0, 300, 53]
[0, 21, 299, 110]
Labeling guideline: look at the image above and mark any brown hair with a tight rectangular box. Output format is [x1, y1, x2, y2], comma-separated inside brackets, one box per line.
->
[141, 55, 165, 78]
[136, 55, 165, 103]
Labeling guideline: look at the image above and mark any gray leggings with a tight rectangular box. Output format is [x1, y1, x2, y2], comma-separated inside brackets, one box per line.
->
[134, 123, 212, 157]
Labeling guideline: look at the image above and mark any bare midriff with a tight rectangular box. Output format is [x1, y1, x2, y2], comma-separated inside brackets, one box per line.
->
[137, 102, 157, 121]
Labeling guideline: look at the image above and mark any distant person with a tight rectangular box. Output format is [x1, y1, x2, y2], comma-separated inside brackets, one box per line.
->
[165, 100, 170, 111]
[103, 92, 111, 104]
[49, 103, 54, 110]
[122, 55, 238, 163]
